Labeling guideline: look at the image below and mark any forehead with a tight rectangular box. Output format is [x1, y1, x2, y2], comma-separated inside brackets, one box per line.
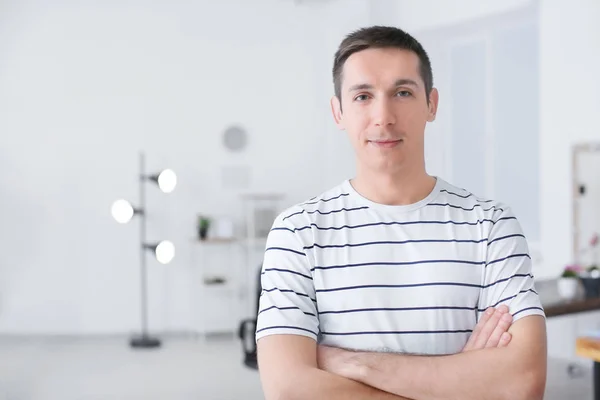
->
[341, 48, 423, 89]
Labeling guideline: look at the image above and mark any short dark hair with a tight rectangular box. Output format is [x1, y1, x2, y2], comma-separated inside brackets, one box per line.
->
[332, 26, 434, 105]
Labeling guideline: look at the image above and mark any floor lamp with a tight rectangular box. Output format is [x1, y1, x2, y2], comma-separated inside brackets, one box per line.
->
[111, 152, 177, 349]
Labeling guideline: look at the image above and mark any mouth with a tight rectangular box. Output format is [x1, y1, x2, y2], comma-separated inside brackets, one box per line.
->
[368, 139, 403, 149]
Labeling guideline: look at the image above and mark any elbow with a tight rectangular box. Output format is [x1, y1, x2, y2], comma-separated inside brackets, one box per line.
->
[267, 384, 306, 400]
[263, 372, 305, 400]
[263, 387, 289, 400]
[264, 393, 289, 400]
[524, 366, 546, 400]
[272, 385, 297, 400]
[263, 381, 294, 400]
[513, 385, 545, 400]
[506, 369, 546, 400]
[524, 379, 546, 400]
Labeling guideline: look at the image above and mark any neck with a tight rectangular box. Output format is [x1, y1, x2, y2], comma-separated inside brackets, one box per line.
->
[351, 163, 436, 206]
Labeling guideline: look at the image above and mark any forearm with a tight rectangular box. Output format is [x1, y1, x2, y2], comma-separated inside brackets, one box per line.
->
[347, 348, 541, 400]
[268, 366, 413, 400]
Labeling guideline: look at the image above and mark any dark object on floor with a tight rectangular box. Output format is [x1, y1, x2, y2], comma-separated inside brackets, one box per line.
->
[238, 265, 262, 369]
[203, 276, 226, 285]
[567, 362, 586, 378]
[238, 319, 257, 369]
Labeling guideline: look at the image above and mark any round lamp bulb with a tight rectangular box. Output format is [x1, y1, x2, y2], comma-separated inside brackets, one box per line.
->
[157, 169, 177, 193]
[155, 240, 175, 264]
[111, 199, 134, 224]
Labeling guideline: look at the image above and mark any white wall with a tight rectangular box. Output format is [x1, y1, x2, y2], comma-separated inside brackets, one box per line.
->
[538, 0, 600, 360]
[539, 0, 600, 278]
[370, 0, 533, 32]
[0, 0, 370, 334]
[3, 0, 600, 337]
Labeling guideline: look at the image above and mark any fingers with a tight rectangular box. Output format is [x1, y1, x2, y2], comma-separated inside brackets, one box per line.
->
[498, 332, 512, 348]
[471, 305, 510, 349]
[463, 307, 494, 351]
[474, 307, 495, 336]
[485, 311, 513, 348]
[473, 305, 509, 349]
[462, 305, 514, 352]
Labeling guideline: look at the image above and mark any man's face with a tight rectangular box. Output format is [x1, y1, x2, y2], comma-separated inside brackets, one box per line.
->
[331, 48, 438, 175]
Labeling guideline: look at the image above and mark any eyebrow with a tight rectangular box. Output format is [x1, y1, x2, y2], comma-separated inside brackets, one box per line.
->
[347, 79, 420, 92]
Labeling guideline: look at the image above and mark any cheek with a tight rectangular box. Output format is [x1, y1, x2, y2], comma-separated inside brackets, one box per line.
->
[343, 115, 369, 141]
[406, 107, 430, 123]
[394, 109, 428, 136]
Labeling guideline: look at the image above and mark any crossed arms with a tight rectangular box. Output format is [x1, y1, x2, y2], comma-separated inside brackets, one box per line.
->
[257, 308, 546, 400]
[257, 206, 547, 399]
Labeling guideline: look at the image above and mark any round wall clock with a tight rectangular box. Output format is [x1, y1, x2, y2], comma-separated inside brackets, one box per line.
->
[223, 125, 248, 152]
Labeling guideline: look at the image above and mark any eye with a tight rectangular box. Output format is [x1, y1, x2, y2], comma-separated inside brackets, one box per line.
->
[396, 90, 412, 97]
[354, 94, 370, 102]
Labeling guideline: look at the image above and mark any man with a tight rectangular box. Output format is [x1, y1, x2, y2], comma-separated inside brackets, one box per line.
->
[256, 26, 547, 400]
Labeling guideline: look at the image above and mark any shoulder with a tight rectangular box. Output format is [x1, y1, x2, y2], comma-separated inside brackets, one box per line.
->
[273, 181, 351, 229]
[435, 179, 515, 222]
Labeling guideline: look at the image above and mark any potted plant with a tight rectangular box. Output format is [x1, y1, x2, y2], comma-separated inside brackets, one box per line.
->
[197, 216, 211, 240]
[580, 264, 600, 298]
[558, 264, 582, 300]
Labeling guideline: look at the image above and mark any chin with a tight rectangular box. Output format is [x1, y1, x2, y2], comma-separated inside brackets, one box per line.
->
[369, 158, 407, 174]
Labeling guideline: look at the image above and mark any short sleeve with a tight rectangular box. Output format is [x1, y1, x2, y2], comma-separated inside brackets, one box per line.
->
[255, 209, 319, 342]
[478, 206, 546, 323]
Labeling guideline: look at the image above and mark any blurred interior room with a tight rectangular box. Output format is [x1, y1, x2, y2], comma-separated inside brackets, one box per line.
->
[1, 0, 600, 399]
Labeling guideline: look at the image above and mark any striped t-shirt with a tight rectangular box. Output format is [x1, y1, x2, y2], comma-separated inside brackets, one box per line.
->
[256, 177, 545, 355]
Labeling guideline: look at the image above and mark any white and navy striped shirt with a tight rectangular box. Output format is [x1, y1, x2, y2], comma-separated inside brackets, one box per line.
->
[256, 177, 545, 355]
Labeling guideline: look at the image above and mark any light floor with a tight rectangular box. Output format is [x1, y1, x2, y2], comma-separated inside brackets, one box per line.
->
[0, 335, 594, 400]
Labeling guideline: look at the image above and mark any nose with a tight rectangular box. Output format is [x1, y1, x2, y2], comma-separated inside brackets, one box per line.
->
[373, 98, 396, 127]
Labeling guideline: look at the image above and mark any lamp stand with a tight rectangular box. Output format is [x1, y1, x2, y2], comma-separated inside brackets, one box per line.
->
[130, 152, 162, 349]
[130, 335, 161, 348]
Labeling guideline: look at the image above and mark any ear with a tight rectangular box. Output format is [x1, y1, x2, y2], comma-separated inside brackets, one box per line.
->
[330, 96, 345, 130]
[427, 88, 439, 122]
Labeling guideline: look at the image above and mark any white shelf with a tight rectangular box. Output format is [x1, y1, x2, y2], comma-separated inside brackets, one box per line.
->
[191, 193, 283, 337]
[191, 236, 244, 336]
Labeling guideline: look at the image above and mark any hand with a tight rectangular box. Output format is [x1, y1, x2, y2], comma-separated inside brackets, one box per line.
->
[317, 345, 357, 379]
[462, 305, 513, 352]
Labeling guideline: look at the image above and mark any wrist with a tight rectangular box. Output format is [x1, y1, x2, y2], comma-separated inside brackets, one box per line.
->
[344, 352, 372, 382]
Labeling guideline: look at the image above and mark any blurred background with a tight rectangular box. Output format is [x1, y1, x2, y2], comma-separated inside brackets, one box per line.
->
[1, 0, 599, 399]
